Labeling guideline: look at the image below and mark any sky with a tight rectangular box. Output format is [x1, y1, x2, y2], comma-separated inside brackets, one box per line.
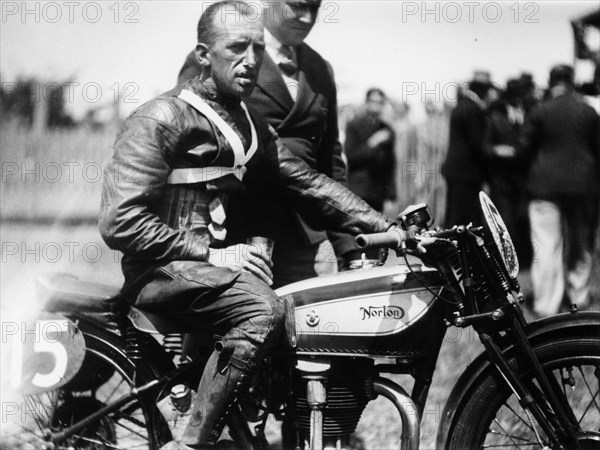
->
[1, 1, 599, 118]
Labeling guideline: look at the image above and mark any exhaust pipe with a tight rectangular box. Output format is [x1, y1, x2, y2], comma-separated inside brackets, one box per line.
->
[372, 378, 420, 450]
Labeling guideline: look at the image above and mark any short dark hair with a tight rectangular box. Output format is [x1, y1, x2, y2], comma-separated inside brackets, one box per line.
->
[549, 64, 574, 87]
[366, 87, 386, 101]
[504, 78, 522, 104]
[197, 1, 257, 46]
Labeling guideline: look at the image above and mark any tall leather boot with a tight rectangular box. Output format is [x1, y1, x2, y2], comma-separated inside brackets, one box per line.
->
[179, 336, 257, 449]
[158, 347, 243, 450]
[173, 297, 285, 450]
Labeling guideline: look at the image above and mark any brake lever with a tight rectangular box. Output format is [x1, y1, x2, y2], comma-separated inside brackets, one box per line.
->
[406, 233, 438, 254]
[378, 247, 389, 265]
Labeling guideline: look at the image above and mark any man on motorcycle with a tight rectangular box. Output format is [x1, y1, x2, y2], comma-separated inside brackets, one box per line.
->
[99, 1, 402, 448]
[178, 0, 360, 287]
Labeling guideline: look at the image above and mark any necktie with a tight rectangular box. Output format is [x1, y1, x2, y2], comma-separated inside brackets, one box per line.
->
[278, 46, 298, 77]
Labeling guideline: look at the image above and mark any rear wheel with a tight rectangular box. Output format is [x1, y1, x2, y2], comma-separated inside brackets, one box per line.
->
[445, 336, 600, 449]
[0, 327, 169, 449]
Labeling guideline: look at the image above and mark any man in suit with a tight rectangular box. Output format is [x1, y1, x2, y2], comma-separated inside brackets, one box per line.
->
[441, 71, 496, 228]
[484, 79, 532, 266]
[344, 88, 396, 214]
[521, 64, 599, 317]
[178, 0, 360, 286]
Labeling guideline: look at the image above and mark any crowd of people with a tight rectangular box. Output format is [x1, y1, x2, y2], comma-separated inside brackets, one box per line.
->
[342, 67, 599, 319]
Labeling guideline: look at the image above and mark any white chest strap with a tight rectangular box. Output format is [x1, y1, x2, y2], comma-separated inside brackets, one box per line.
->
[167, 89, 258, 184]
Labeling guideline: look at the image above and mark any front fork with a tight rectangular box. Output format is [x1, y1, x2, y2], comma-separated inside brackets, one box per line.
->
[476, 304, 581, 449]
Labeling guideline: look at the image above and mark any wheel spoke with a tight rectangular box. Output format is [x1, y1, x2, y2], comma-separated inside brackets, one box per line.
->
[76, 432, 113, 446]
[76, 434, 120, 448]
[104, 377, 128, 403]
[501, 399, 537, 435]
[483, 442, 540, 448]
[483, 445, 540, 448]
[574, 365, 600, 425]
[113, 419, 150, 442]
[113, 409, 147, 429]
[24, 394, 48, 433]
[488, 419, 525, 448]
[484, 400, 546, 450]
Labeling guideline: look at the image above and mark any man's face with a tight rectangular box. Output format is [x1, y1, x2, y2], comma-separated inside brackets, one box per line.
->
[366, 92, 386, 117]
[204, 15, 265, 98]
[266, 0, 321, 46]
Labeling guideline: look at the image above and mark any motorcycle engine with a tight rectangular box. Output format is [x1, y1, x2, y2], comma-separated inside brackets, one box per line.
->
[293, 358, 376, 438]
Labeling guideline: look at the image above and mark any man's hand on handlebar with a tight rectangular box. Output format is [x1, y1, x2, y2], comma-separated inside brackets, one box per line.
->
[356, 226, 436, 254]
[405, 226, 437, 254]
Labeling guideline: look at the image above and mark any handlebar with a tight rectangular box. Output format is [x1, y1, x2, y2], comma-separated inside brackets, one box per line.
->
[358, 200, 488, 251]
[356, 226, 463, 250]
[355, 230, 405, 250]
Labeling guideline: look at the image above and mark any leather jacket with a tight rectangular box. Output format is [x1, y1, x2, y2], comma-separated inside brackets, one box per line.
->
[99, 79, 391, 294]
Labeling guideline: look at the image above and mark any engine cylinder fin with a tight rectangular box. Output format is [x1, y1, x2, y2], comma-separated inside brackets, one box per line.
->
[294, 359, 373, 437]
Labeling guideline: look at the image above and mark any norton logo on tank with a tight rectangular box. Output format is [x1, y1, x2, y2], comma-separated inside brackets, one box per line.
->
[293, 290, 436, 336]
[360, 305, 405, 320]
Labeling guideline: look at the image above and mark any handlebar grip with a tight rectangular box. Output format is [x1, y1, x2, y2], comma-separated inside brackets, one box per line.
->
[356, 230, 404, 249]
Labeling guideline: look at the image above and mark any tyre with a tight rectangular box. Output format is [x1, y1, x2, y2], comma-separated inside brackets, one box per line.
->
[445, 335, 600, 449]
[0, 325, 169, 449]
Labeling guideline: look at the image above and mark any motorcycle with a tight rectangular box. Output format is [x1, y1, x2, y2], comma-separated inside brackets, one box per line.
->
[1, 192, 598, 449]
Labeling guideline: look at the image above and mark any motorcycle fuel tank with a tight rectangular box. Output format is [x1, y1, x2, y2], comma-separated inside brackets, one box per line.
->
[275, 265, 445, 357]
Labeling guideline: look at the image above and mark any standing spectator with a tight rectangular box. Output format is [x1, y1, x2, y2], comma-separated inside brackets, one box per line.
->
[521, 64, 600, 317]
[344, 88, 396, 213]
[177, 0, 358, 286]
[519, 72, 542, 116]
[442, 71, 495, 227]
[484, 79, 532, 266]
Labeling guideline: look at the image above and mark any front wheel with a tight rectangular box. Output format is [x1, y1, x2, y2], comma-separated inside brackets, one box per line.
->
[444, 335, 600, 449]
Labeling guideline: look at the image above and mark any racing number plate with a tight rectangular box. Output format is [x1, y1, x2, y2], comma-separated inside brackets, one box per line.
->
[1, 312, 86, 395]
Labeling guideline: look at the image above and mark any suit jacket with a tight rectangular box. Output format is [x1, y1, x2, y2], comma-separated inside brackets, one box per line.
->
[344, 112, 396, 207]
[521, 91, 600, 198]
[484, 100, 525, 189]
[441, 94, 489, 182]
[178, 46, 356, 255]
